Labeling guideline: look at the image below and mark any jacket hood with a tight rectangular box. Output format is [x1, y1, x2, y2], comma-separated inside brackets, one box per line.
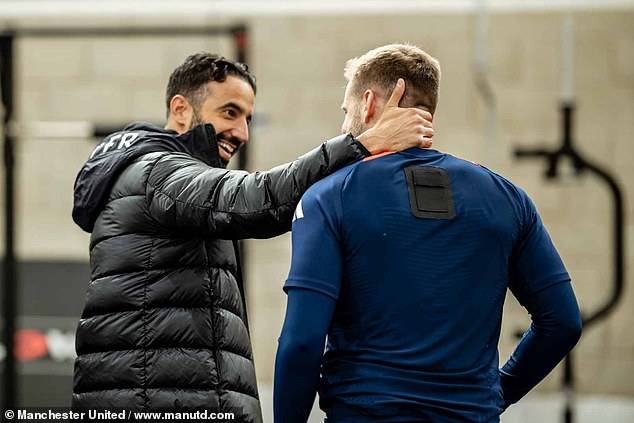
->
[72, 122, 222, 233]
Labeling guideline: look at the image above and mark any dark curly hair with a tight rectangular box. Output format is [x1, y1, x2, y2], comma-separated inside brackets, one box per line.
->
[165, 52, 256, 116]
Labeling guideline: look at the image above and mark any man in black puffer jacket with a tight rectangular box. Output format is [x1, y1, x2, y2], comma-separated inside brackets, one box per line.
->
[71, 53, 434, 422]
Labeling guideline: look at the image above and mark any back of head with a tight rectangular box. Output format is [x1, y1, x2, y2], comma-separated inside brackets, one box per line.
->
[344, 43, 441, 113]
[165, 52, 256, 117]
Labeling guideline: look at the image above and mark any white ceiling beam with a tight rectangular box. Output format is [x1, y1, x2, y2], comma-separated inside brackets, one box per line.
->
[1, 0, 634, 21]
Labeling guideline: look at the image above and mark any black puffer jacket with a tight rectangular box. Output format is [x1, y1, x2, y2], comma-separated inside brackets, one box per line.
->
[71, 122, 368, 421]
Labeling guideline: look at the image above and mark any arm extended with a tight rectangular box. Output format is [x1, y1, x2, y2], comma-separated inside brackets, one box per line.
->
[146, 134, 362, 239]
[146, 79, 433, 239]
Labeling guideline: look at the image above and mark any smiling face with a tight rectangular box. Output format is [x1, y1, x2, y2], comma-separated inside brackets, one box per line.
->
[190, 76, 255, 165]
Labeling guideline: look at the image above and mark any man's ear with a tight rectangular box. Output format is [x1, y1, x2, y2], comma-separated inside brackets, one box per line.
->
[169, 95, 194, 129]
[362, 89, 377, 125]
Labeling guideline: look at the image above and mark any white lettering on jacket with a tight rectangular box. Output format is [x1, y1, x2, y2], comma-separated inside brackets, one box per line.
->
[90, 132, 140, 159]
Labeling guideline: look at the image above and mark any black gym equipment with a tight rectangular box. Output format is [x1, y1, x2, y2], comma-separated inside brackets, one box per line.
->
[514, 100, 626, 423]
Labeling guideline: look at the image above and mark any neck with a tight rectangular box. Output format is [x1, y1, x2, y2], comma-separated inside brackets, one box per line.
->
[164, 118, 186, 135]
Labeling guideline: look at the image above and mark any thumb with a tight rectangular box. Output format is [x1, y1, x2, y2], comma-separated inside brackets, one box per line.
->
[385, 78, 405, 108]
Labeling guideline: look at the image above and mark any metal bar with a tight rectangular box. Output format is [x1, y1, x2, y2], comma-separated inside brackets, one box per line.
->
[7, 121, 163, 140]
[9, 121, 94, 139]
[2, 0, 634, 18]
[513, 101, 626, 423]
[575, 157, 625, 327]
[234, 25, 249, 172]
[473, 0, 498, 168]
[562, 103, 574, 151]
[231, 25, 251, 329]
[2, 25, 244, 39]
[555, 102, 625, 328]
[564, 353, 574, 423]
[513, 106, 625, 329]
[0, 31, 17, 410]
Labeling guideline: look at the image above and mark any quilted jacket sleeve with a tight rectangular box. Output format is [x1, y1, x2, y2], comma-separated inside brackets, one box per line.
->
[145, 134, 368, 239]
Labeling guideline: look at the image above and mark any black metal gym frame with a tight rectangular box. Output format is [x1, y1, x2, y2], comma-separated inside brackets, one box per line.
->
[0, 23, 251, 410]
[514, 101, 626, 423]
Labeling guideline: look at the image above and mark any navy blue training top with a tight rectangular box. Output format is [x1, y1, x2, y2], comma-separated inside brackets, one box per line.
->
[276, 148, 579, 422]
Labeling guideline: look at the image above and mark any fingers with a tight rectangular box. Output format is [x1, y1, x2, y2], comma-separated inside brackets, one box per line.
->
[421, 125, 434, 139]
[394, 109, 434, 149]
[400, 105, 433, 127]
[361, 99, 435, 153]
[413, 112, 434, 148]
[419, 110, 433, 124]
[406, 109, 433, 130]
[385, 78, 405, 108]
[417, 122, 434, 148]
[414, 133, 433, 149]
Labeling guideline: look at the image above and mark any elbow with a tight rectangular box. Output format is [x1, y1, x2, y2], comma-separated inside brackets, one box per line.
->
[278, 334, 323, 360]
[561, 313, 583, 351]
[275, 332, 325, 383]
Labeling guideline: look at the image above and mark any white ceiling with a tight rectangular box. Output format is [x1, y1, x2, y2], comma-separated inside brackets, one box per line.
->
[1, 0, 634, 20]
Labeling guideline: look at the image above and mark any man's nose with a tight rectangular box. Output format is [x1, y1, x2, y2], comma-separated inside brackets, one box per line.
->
[231, 119, 249, 145]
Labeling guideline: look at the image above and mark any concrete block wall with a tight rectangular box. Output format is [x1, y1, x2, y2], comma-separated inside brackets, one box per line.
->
[12, 32, 235, 258]
[3, 10, 633, 397]
[246, 11, 634, 395]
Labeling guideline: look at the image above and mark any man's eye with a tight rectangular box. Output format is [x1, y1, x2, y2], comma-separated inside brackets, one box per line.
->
[224, 110, 237, 118]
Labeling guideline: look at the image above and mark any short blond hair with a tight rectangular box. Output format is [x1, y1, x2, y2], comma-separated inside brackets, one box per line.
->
[344, 43, 441, 113]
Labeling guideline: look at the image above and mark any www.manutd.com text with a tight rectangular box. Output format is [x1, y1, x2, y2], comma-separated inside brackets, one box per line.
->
[5, 408, 236, 421]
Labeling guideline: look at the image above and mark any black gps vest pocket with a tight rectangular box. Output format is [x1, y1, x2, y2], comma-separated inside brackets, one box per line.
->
[404, 166, 455, 220]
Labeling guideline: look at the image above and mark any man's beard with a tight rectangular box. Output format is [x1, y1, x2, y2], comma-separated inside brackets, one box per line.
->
[217, 133, 244, 167]
[346, 110, 366, 138]
[188, 109, 232, 168]
[187, 108, 243, 168]
[188, 109, 205, 131]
